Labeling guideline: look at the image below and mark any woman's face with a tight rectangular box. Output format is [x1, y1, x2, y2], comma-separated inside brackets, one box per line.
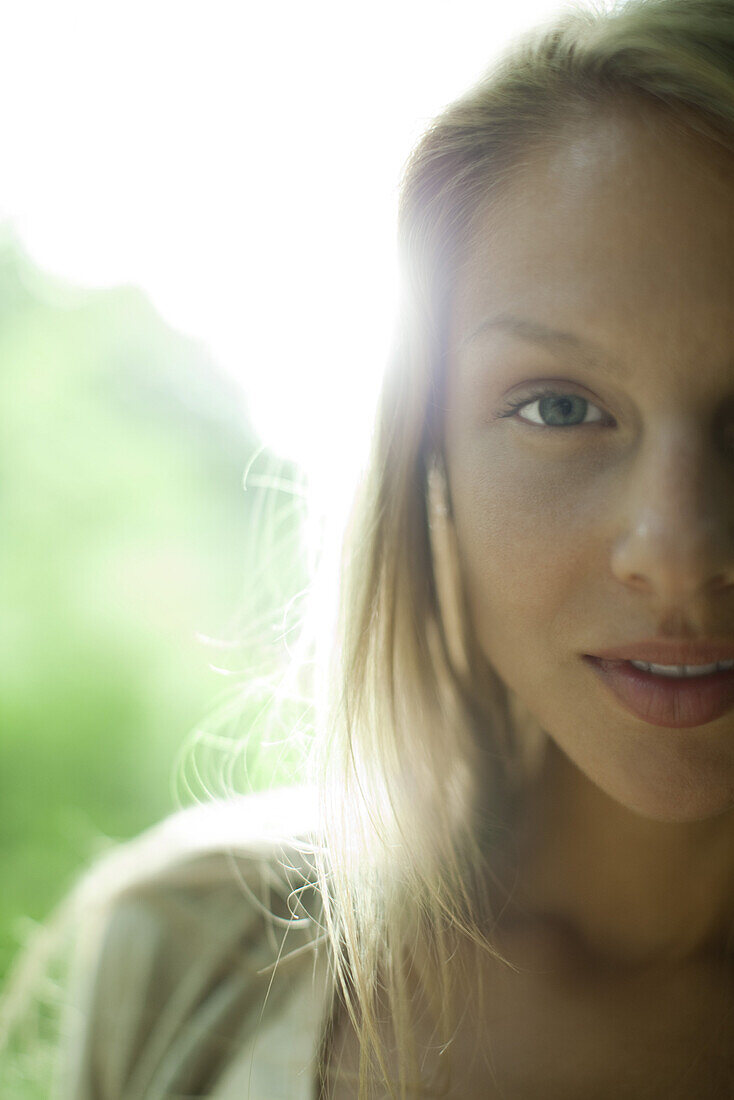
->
[444, 106, 734, 823]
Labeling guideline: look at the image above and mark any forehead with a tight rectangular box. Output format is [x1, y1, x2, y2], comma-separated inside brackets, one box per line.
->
[451, 108, 734, 361]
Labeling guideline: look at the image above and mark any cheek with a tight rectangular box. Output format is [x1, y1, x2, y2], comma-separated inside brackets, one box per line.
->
[447, 437, 598, 660]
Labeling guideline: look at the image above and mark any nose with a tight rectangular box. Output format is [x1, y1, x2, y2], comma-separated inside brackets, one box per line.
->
[610, 428, 734, 604]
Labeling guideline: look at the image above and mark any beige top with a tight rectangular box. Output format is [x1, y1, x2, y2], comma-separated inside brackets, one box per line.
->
[55, 786, 336, 1099]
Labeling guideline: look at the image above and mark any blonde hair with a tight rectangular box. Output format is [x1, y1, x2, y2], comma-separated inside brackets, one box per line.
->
[310, 0, 734, 1094]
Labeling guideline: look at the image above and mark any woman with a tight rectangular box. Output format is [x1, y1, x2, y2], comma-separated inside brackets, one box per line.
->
[5, 0, 734, 1094]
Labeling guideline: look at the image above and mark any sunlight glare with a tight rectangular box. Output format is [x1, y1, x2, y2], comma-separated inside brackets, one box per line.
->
[0, 0, 567, 486]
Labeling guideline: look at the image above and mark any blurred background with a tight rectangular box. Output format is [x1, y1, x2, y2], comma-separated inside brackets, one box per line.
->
[1, 0, 566, 987]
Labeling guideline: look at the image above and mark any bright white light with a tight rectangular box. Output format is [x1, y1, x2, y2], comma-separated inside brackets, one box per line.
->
[0, 0, 568, 485]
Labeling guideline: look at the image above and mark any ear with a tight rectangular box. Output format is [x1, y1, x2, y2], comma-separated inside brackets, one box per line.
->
[425, 450, 468, 682]
[425, 449, 453, 521]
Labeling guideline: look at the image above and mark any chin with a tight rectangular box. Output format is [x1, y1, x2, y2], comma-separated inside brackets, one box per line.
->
[601, 769, 734, 825]
[544, 725, 734, 826]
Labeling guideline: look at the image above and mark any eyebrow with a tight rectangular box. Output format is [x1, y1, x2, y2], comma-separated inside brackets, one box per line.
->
[460, 313, 627, 378]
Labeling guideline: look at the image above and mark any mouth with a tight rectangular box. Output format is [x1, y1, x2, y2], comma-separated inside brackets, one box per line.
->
[583, 655, 734, 729]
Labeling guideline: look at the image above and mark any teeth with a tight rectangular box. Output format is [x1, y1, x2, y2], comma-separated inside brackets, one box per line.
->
[629, 659, 734, 678]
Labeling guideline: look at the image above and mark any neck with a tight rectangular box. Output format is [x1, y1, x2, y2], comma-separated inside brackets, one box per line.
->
[505, 737, 734, 969]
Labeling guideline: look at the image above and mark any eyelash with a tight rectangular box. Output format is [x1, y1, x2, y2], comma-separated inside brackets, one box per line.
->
[496, 386, 610, 429]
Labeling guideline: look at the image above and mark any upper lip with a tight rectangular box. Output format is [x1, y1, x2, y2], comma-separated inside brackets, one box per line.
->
[588, 638, 734, 665]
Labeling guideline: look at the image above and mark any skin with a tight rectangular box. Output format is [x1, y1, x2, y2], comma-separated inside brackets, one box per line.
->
[443, 102, 734, 970]
[327, 103, 734, 1098]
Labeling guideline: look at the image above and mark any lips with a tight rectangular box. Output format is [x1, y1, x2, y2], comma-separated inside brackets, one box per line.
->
[584, 655, 734, 728]
[590, 638, 734, 666]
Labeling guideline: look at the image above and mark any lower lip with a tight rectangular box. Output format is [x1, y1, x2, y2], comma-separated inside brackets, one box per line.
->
[584, 657, 734, 728]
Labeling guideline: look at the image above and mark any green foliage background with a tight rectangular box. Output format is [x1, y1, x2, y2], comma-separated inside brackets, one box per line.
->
[1, 227, 309, 986]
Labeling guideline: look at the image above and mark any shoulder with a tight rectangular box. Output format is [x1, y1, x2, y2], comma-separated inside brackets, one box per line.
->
[59, 786, 329, 1099]
[69, 783, 325, 974]
[73, 783, 323, 910]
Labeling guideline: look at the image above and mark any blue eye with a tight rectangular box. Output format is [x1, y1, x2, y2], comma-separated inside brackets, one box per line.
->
[497, 389, 607, 428]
